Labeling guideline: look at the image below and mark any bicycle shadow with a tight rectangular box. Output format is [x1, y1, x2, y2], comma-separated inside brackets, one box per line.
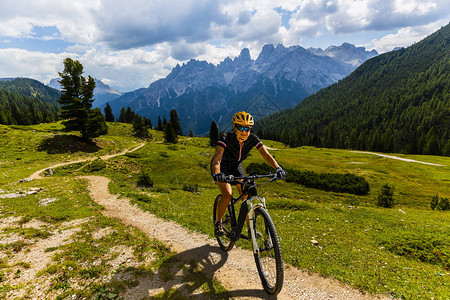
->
[114, 244, 277, 299]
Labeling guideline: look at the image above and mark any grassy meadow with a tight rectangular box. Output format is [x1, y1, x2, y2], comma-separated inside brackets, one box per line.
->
[1, 122, 449, 299]
[0, 123, 228, 299]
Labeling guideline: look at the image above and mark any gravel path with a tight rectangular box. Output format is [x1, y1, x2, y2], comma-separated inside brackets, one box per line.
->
[352, 151, 445, 166]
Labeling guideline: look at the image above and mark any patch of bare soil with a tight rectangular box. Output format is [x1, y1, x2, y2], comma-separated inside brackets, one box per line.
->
[0, 218, 90, 299]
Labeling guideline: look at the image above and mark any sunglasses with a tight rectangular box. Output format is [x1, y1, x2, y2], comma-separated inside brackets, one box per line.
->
[237, 126, 251, 132]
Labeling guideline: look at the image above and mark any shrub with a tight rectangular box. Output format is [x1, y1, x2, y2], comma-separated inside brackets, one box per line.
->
[431, 195, 450, 211]
[245, 163, 370, 195]
[86, 158, 106, 172]
[137, 170, 154, 187]
[437, 197, 450, 211]
[376, 183, 395, 208]
[431, 194, 440, 210]
[246, 162, 273, 175]
[182, 184, 199, 193]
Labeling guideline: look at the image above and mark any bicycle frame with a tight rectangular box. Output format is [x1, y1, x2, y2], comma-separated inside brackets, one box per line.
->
[225, 174, 274, 253]
[215, 173, 284, 295]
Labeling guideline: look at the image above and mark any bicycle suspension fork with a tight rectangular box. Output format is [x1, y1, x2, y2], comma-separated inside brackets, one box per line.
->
[247, 197, 266, 254]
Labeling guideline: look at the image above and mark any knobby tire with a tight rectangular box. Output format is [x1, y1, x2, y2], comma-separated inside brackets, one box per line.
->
[213, 195, 235, 251]
[252, 206, 284, 295]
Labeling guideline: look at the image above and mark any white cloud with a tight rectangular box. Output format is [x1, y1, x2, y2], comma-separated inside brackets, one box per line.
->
[286, 0, 449, 41]
[0, 0, 100, 45]
[366, 19, 448, 53]
[235, 9, 283, 43]
[195, 43, 249, 64]
[78, 47, 176, 90]
[0, 46, 170, 91]
[285, 0, 337, 42]
[0, 18, 33, 38]
[93, 0, 230, 50]
[66, 44, 91, 53]
[0, 0, 448, 91]
[0, 48, 76, 83]
[393, 0, 438, 15]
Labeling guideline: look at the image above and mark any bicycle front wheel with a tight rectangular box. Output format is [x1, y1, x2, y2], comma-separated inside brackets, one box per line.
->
[252, 206, 284, 295]
[213, 195, 235, 251]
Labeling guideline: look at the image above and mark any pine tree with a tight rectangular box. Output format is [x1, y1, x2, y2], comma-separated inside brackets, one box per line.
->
[164, 122, 177, 143]
[58, 57, 107, 139]
[209, 120, 219, 147]
[169, 109, 183, 136]
[104, 102, 115, 122]
[132, 115, 149, 139]
[0, 111, 7, 124]
[118, 107, 126, 123]
[144, 117, 152, 129]
[85, 108, 108, 139]
[124, 107, 135, 123]
[157, 116, 163, 131]
[424, 127, 440, 155]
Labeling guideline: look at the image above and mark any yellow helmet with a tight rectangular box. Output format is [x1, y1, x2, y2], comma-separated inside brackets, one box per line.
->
[232, 111, 254, 127]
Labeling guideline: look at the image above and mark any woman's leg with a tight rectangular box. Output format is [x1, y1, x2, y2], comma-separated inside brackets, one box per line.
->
[235, 180, 250, 226]
[215, 182, 233, 222]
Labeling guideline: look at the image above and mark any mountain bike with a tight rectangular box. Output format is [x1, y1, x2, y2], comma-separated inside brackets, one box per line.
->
[213, 173, 284, 295]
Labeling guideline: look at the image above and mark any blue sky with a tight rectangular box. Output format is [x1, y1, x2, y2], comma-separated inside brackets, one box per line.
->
[0, 0, 448, 91]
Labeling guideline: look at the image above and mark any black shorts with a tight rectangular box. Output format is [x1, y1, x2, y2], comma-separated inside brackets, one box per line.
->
[210, 160, 245, 178]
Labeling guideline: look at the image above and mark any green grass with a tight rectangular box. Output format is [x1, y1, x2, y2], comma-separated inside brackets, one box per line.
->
[1, 123, 449, 299]
[0, 122, 142, 184]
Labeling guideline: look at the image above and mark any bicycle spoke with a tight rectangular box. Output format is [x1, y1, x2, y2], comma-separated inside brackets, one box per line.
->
[213, 195, 235, 251]
[253, 206, 283, 295]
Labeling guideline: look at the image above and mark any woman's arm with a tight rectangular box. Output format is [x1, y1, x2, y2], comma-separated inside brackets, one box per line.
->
[211, 146, 225, 174]
[257, 145, 280, 170]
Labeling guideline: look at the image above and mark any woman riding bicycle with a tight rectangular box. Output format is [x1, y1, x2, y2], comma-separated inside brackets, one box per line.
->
[211, 111, 286, 237]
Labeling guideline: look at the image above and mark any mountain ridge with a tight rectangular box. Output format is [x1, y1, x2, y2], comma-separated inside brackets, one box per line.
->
[255, 23, 450, 156]
[0, 78, 60, 125]
[120, 42, 377, 135]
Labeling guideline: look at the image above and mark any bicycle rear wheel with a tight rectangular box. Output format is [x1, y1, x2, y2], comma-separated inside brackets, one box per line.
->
[252, 206, 283, 295]
[213, 195, 235, 251]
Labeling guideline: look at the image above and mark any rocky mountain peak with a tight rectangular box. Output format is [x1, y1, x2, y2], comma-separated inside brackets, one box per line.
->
[237, 48, 251, 62]
[311, 43, 378, 66]
[255, 44, 275, 64]
[109, 42, 379, 135]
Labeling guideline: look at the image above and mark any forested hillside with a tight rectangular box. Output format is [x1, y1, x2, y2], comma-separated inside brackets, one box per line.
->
[255, 23, 450, 156]
[0, 78, 60, 125]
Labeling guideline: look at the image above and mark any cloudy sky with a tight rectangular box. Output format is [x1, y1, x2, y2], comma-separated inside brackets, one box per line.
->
[0, 0, 448, 91]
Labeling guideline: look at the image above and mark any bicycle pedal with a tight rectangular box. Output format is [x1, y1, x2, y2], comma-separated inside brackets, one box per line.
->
[239, 233, 250, 240]
[240, 231, 262, 241]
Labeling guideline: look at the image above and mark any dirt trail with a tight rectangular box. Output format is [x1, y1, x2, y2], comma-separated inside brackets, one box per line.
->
[32, 143, 388, 299]
[28, 143, 145, 180]
[352, 151, 445, 166]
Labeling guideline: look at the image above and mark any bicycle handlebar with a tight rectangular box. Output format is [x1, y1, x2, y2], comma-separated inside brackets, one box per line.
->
[225, 173, 277, 184]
